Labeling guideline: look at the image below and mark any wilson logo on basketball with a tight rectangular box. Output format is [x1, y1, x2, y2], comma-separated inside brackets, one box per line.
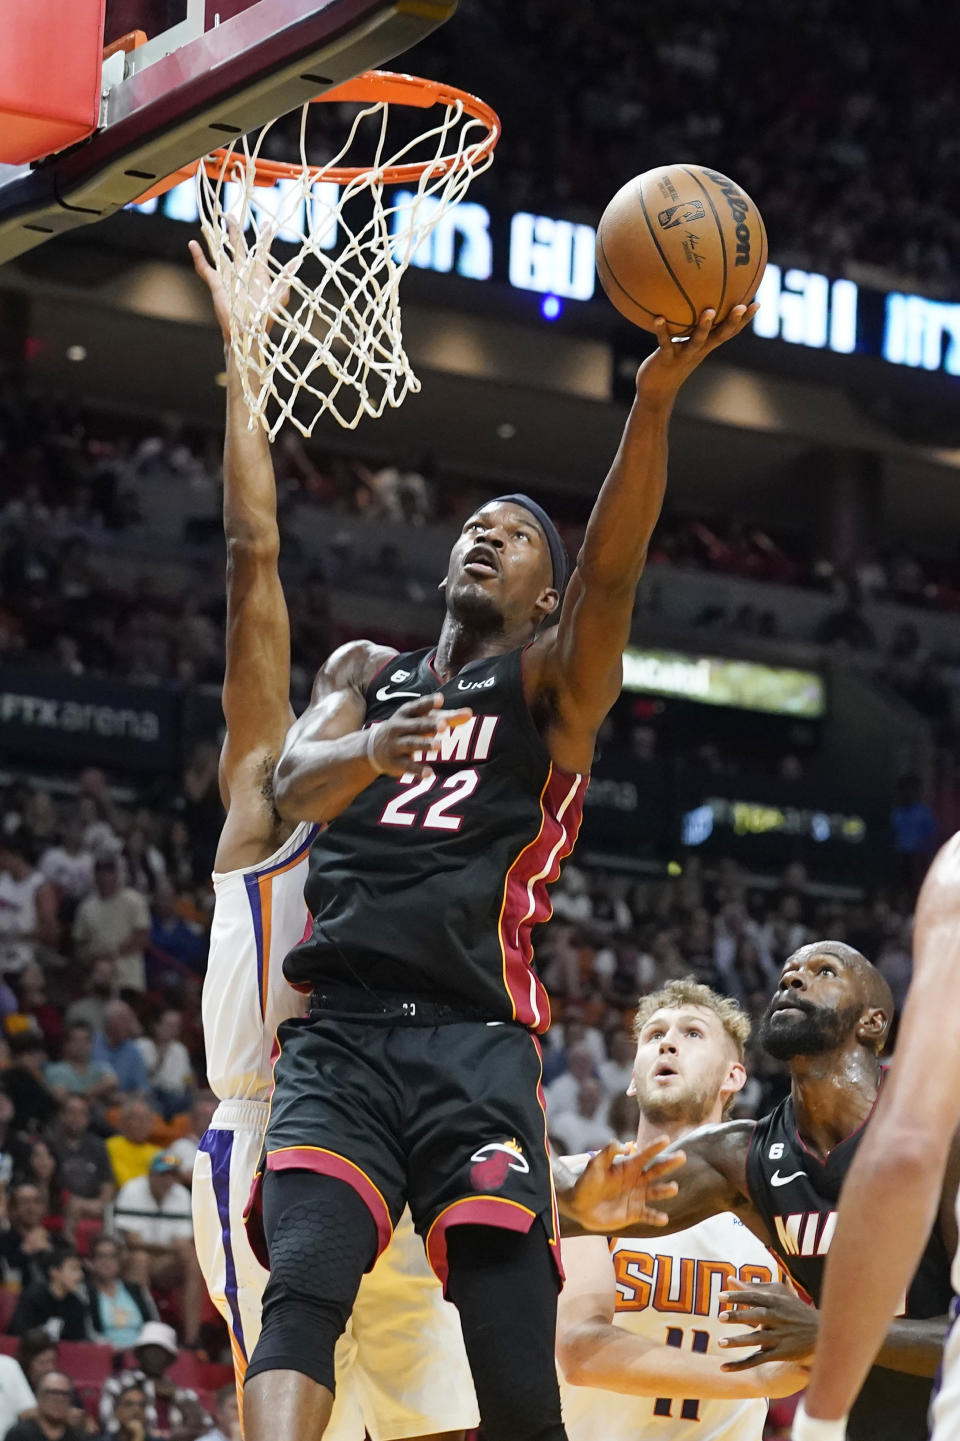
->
[657, 200, 706, 230]
[702, 169, 753, 265]
[470, 1140, 529, 1191]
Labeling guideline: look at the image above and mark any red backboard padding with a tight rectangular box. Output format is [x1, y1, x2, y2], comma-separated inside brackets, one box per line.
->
[0, 0, 106, 164]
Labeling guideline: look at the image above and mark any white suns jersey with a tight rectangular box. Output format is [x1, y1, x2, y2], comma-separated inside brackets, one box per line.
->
[560, 1212, 779, 1441]
[204, 822, 318, 1100]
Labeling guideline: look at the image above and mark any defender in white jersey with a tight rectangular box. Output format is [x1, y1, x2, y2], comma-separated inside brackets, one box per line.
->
[556, 979, 807, 1441]
[795, 831, 960, 1441]
[188, 228, 477, 1441]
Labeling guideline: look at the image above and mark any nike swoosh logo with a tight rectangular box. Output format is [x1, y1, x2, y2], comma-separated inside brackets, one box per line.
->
[770, 1169, 806, 1187]
[375, 687, 423, 702]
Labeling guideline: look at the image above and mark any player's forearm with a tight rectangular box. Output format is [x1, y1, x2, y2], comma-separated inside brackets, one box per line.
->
[273, 731, 378, 823]
[803, 1131, 947, 1417]
[223, 356, 280, 552]
[875, 1315, 950, 1377]
[575, 394, 671, 595]
[560, 1322, 801, 1399]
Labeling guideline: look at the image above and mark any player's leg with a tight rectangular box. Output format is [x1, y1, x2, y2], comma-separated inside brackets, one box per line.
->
[346, 1206, 477, 1441]
[406, 1021, 566, 1441]
[244, 1169, 377, 1441]
[445, 1221, 565, 1441]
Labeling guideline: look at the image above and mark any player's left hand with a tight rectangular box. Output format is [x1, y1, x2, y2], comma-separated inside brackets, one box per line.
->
[717, 1277, 819, 1369]
[190, 216, 297, 346]
[555, 1138, 685, 1233]
[634, 303, 759, 407]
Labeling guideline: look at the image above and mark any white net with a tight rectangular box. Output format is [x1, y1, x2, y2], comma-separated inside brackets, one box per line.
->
[196, 79, 497, 436]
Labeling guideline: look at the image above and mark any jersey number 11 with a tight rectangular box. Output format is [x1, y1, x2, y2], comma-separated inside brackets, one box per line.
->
[654, 1327, 708, 1422]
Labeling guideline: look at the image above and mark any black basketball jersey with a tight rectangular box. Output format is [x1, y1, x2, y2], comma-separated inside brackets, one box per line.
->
[747, 1088, 952, 1441]
[283, 645, 589, 1031]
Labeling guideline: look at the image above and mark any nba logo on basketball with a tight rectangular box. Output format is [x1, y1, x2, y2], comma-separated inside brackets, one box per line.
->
[657, 200, 706, 230]
[470, 1140, 529, 1190]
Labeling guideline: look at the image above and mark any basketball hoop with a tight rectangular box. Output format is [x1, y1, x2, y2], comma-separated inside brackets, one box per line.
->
[149, 71, 500, 436]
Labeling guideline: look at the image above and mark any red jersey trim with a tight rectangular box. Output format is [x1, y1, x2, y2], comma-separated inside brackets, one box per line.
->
[496, 763, 587, 1032]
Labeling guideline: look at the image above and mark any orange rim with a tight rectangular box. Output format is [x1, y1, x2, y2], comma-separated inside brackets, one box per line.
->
[134, 69, 500, 205]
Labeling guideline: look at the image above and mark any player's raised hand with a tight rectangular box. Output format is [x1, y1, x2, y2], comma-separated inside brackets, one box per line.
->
[189, 216, 297, 345]
[366, 693, 473, 781]
[635, 302, 760, 406]
[555, 1138, 685, 1233]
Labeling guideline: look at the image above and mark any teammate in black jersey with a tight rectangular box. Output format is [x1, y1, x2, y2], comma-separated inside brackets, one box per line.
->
[607, 939, 957, 1441]
[240, 304, 755, 1441]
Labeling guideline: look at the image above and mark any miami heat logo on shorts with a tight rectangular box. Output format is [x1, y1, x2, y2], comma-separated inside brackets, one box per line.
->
[658, 200, 706, 229]
[470, 1139, 530, 1191]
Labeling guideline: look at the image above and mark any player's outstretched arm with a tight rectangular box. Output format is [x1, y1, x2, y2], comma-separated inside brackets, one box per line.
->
[528, 305, 757, 773]
[555, 1123, 757, 1239]
[190, 224, 297, 872]
[797, 831, 960, 1438]
[272, 655, 472, 823]
[557, 1236, 808, 1401]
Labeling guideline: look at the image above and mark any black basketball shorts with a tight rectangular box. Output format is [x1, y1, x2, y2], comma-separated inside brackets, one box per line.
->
[244, 1008, 562, 1291]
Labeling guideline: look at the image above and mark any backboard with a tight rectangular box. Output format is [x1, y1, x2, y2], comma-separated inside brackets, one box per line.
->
[0, 0, 457, 265]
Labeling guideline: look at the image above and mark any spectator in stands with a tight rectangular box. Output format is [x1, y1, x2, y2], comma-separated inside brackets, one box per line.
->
[73, 860, 150, 995]
[111, 1154, 202, 1347]
[8, 1247, 92, 1340]
[45, 1024, 116, 1106]
[86, 1236, 157, 1350]
[544, 1043, 596, 1115]
[17, 967, 64, 1059]
[99, 1381, 164, 1441]
[891, 773, 938, 896]
[19, 1140, 63, 1230]
[46, 1095, 115, 1238]
[5, 1369, 85, 1441]
[4, 1036, 59, 1135]
[166, 1095, 217, 1182]
[547, 1076, 615, 1154]
[195, 1385, 240, 1441]
[136, 1014, 194, 1122]
[0, 1183, 53, 1285]
[0, 1091, 29, 1185]
[92, 1006, 149, 1097]
[121, 828, 166, 900]
[38, 820, 95, 909]
[0, 1349, 36, 1438]
[0, 834, 61, 975]
[106, 1098, 158, 1189]
[597, 1030, 636, 1099]
[16, 1331, 58, 1393]
[148, 884, 205, 981]
[100, 1322, 208, 1438]
[64, 961, 118, 1036]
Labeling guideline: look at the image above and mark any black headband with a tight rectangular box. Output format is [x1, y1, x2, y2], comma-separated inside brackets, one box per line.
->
[491, 493, 571, 594]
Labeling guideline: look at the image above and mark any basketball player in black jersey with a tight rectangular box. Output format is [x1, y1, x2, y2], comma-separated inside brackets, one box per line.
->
[607, 939, 958, 1441]
[239, 302, 755, 1441]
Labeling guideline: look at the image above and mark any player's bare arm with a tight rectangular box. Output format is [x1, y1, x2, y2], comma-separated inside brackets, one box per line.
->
[524, 305, 758, 774]
[272, 644, 472, 823]
[556, 1235, 807, 1401]
[608, 1121, 764, 1241]
[799, 830, 960, 1432]
[190, 221, 299, 872]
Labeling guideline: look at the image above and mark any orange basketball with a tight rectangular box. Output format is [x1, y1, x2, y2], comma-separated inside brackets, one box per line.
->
[595, 164, 768, 335]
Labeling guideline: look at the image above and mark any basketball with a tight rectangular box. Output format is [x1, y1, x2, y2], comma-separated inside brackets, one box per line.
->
[595, 164, 768, 335]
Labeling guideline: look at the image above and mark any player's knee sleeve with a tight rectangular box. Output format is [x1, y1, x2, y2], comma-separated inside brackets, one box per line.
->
[244, 1170, 377, 1391]
[445, 1223, 566, 1441]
